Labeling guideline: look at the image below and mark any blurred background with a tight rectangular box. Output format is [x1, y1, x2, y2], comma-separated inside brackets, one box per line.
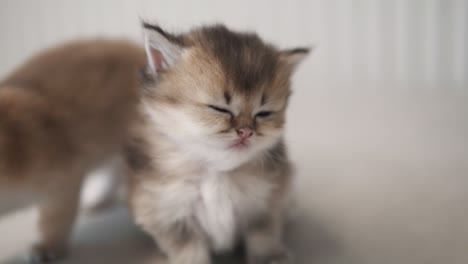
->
[0, 0, 467, 90]
[0, 0, 467, 264]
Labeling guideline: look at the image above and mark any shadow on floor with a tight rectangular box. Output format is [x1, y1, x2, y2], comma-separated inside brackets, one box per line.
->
[2, 206, 345, 264]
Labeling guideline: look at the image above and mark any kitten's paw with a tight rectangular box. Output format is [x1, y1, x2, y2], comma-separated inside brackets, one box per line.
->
[249, 248, 293, 264]
[26, 244, 66, 264]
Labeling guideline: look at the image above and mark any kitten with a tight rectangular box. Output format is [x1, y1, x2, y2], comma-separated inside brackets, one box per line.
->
[0, 39, 146, 262]
[127, 23, 309, 264]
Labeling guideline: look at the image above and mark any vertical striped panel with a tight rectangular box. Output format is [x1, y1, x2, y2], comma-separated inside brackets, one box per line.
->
[453, 0, 468, 89]
[0, 0, 466, 91]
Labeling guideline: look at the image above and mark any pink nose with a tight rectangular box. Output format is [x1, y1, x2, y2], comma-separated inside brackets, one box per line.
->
[236, 127, 253, 139]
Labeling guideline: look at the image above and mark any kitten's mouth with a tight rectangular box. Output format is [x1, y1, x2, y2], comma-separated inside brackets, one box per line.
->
[230, 139, 250, 150]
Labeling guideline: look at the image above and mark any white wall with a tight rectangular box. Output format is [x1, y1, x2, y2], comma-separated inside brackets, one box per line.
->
[0, 0, 467, 90]
[1, 2, 468, 263]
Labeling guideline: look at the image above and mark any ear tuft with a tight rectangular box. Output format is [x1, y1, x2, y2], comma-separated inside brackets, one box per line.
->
[280, 46, 313, 70]
[142, 22, 184, 75]
[142, 21, 164, 32]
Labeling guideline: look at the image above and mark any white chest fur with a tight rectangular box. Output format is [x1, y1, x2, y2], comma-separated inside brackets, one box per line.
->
[147, 171, 274, 251]
[196, 174, 238, 250]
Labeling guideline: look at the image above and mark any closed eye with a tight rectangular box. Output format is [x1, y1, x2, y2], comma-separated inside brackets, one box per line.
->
[255, 111, 273, 118]
[208, 105, 232, 115]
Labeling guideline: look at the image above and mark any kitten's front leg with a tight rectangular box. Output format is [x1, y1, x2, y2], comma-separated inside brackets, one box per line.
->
[144, 221, 211, 264]
[245, 212, 292, 264]
[131, 186, 211, 264]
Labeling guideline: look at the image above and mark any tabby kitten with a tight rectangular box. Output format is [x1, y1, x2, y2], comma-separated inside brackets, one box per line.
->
[127, 23, 309, 264]
[0, 40, 145, 262]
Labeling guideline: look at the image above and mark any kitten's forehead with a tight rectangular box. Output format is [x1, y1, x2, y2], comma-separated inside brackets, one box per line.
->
[188, 26, 280, 93]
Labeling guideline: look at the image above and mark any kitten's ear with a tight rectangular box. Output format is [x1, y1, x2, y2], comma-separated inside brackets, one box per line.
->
[280, 47, 312, 70]
[143, 23, 184, 75]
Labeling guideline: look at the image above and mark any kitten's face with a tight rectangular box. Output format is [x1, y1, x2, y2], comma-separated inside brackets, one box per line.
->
[142, 25, 308, 170]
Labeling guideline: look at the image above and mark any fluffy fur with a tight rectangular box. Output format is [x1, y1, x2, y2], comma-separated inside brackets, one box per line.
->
[0, 40, 146, 262]
[127, 24, 309, 264]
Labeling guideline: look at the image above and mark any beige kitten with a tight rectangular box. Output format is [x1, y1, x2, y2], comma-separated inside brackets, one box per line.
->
[127, 23, 309, 264]
[0, 39, 146, 262]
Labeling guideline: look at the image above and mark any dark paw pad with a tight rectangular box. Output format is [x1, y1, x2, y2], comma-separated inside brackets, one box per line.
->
[26, 245, 66, 264]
